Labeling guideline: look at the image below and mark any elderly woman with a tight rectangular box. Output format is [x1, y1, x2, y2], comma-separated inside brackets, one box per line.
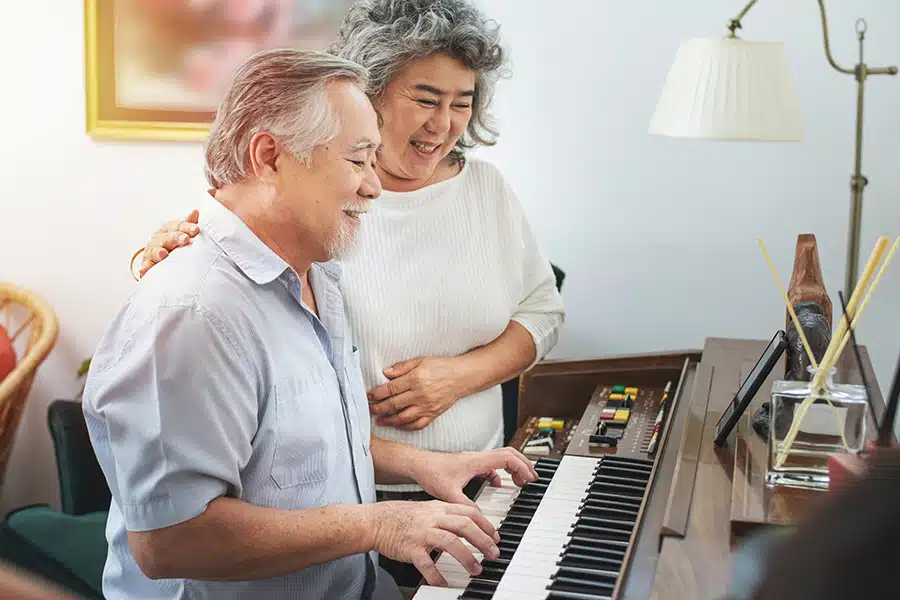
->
[138, 0, 562, 507]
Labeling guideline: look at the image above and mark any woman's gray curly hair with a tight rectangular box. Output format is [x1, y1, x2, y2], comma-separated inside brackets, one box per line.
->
[329, 0, 507, 163]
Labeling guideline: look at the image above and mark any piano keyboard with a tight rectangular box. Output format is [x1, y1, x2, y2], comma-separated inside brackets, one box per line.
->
[413, 455, 654, 600]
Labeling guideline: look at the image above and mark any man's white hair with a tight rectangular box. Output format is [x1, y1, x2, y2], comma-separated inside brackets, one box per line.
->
[204, 48, 369, 189]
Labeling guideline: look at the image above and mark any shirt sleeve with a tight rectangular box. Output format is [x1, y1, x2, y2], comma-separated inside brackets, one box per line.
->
[501, 179, 566, 369]
[83, 302, 258, 533]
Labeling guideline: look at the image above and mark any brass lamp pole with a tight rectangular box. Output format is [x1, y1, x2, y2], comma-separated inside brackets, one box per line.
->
[728, 0, 897, 296]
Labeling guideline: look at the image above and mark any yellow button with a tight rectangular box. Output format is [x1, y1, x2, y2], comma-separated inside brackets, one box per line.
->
[609, 393, 625, 401]
[614, 409, 630, 422]
[625, 387, 639, 395]
[550, 420, 565, 429]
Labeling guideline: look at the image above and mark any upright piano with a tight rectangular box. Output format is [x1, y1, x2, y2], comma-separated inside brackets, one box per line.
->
[412, 337, 887, 600]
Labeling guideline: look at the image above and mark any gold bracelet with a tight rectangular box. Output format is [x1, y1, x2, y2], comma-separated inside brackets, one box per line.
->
[130, 247, 146, 282]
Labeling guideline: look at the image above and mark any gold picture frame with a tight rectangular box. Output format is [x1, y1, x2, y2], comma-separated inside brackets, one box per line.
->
[84, 0, 353, 142]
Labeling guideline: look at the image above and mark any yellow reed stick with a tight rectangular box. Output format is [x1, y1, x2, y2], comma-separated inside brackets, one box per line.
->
[756, 237, 818, 368]
[827, 237, 899, 373]
[774, 236, 891, 468]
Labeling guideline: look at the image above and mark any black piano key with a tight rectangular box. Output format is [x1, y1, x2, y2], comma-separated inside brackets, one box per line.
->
[552, 565, 619, 583]
[501, 511, 532, 522]
[568, 533, 630, 549]
[516, 488, 547, 500]
[575, 515, 637, 531]
[595, 464, 653, 480]
[570, 523, 633, 542]
[601, 456, 652, 469]
[498, 525, 525, 537]
[548, 576, 615, 595]
[588, 480, 646, 497]
[464, 578, 498, 592]
[513, 497, 542, 509]
[579, 503, 639, 520]
[594, 472, 649, 487]
[593, 468, 650, 483]
[559, 552, 623, 573]
[459, 590, 494, 599]
[563, 542, 627, 560]
[477, 563, 507, 581]
[546, 592, 612, 600]
[498, 536, 521, 547]
[584, 491, 643, 508]
[506, 505, 537, 517]
[522, 480, 550, 491]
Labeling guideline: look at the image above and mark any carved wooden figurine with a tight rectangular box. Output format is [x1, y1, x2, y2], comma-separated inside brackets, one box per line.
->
[785, 234, 833, 381]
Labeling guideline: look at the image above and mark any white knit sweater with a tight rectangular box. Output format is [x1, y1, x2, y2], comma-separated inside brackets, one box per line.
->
[339, 157, 565, 491]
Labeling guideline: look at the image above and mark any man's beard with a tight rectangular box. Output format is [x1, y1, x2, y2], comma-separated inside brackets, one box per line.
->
[325, 215, 360, 261]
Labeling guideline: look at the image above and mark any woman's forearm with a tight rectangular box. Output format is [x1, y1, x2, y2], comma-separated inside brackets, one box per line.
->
[453, 321, 537, 399]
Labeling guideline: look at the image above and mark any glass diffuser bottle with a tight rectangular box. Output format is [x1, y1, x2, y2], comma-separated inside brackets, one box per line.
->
[766, 366, 868, 490]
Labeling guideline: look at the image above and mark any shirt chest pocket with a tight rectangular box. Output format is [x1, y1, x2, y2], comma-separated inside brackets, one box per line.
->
[271, 375, 337, 489]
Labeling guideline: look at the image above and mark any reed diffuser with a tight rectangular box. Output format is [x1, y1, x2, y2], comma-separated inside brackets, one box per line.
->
[759, 236, 899, 489]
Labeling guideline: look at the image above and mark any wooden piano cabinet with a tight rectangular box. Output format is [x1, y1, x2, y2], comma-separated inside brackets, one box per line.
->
[512, 337, 885, 600]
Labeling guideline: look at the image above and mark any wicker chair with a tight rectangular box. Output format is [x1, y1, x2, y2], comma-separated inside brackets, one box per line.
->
[0, 283, 59, 487]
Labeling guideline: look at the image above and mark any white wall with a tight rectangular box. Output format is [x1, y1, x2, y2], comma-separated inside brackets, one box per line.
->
[0, 0, 897, 515]
[472, 0, 900, 371]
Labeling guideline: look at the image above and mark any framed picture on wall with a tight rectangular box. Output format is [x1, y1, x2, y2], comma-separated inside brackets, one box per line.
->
[84, 0, 354, 142]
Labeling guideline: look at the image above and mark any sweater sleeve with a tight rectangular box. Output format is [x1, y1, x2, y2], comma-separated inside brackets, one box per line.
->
[499, 174, 566, 369]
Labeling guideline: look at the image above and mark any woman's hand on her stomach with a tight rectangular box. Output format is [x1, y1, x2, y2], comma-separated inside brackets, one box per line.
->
[368, 357, 464, 431]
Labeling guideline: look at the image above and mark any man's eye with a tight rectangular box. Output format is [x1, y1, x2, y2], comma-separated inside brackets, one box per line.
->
[417, 99, 438, 107]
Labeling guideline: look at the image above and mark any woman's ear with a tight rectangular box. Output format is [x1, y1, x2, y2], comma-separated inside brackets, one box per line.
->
[248, 131, 281, 182]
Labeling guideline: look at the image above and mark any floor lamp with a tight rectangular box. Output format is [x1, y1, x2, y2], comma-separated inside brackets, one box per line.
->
[648, 0, 896, 296]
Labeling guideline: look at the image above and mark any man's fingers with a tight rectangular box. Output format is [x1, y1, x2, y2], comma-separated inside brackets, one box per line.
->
[412, 552, 447, 587]
[446, 504, 498, 543]
[439, 515, 499, 565]
[485, 448, 537, 486]
[480, 469, 501, 487]
[504, 447, 539, 480]
[443, 489, 478, 510]
[184, 209, 200, 224]
[429, 531, 483, 577]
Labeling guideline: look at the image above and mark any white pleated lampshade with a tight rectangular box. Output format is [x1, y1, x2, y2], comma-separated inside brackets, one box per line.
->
[649, 37, 803, 140]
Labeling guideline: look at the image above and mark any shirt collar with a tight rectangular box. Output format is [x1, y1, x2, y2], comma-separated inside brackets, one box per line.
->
[198, 194, 342, 285]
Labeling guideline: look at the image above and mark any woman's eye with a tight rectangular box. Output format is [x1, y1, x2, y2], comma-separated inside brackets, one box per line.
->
[453, 104, 471, 110]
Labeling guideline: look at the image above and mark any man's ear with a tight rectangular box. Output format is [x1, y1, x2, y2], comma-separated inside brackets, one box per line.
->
[248, 131, 281, 182]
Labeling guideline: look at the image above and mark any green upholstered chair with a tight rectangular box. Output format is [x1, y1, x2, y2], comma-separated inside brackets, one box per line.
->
[0, 400, 110, 599]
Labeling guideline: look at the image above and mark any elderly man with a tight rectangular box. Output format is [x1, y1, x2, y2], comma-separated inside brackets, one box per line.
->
[82, 49, 536, 600]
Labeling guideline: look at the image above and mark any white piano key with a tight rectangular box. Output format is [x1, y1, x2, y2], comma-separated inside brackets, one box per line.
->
[411, 585, 464, 599]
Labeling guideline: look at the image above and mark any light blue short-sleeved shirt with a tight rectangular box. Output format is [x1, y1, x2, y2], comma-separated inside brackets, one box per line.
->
[83, 197, 378, 599]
